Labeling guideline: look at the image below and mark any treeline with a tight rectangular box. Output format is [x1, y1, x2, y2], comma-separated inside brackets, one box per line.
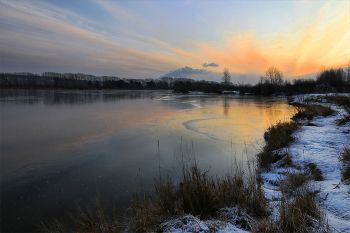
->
[1, 67, 350, 95]
[0, 71, 225, 93]
[0, 72, 173, 90]
[226, 67, 349, 96]
[173, 67, 350, 95]
[247, 67, 350, 95]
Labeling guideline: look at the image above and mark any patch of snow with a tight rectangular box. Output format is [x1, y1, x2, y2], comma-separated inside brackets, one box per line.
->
[160, 213, 249, 233]
[188, 91, 206, 94]
[222, 91, 240, 95]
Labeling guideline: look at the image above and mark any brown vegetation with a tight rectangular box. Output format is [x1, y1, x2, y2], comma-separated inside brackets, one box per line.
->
[258, 121, 299, 168]
[42, 198, 121, 233]
[128, 159, 268, 232]
[294, 104, 335, 120]
[340, 146, 350, 183]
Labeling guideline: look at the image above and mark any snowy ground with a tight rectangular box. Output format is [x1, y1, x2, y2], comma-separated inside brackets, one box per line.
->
[261, 94, 350, 232]
[160, 94, 350, 233]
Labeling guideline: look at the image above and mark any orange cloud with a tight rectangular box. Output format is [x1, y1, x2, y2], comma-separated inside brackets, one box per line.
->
[194, 31, 270, 74]
[194, 1, 349, 77]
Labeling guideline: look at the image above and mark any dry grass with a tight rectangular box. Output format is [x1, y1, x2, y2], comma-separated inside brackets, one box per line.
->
[258, 121, 299, 168]
[127, 158, 269, 232]
[303, 94, 349, 125]
[279, 170, 310, 196]
[340, 146, 350, 183]
[253, 183, 327, 233]
[128, 193, 161, 232]
[304, 94, 350, 107]
[336, 115, 350, 126]
[306, 162, 324, 181]
[324, 94, 350, 107]
[278, 186, 324, 233]
[42, 198, 121, 233]
[294, 104, 335, 120]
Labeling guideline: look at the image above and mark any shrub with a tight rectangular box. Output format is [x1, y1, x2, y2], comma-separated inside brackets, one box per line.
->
[306, 163, 324, 181]
[280, 170, 310, 195]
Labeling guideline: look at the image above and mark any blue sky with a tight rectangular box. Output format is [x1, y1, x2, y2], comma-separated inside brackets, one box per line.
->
[0, 0, 349, 83]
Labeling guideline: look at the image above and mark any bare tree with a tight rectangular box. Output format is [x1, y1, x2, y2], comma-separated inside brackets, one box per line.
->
[346, 61, 350, 94]
[222, 68, 231, 86]
[265, 66, 283, 85]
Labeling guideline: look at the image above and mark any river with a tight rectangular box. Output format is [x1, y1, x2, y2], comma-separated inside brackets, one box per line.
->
[0, 89, 296, 232]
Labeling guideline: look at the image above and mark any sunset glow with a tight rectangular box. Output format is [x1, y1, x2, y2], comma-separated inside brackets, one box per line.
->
[0, 0, 349, 83]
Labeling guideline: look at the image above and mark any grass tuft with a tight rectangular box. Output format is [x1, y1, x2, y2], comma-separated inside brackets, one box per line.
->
[294, 104, 335, 120]
[306, 162, 324, 181]
[128, 193, 160, 232]
[253, 184, 326, 233]
[336, 115, 350, 126]
[278, 186, 323, 233]
[128, 158, 269, 232]
[324, 94, 350, 107]
[42, 197, 121, 233]
[258, 121, 299, 168]
[279, 170, 309, 196]
[340, 146, 350, 183]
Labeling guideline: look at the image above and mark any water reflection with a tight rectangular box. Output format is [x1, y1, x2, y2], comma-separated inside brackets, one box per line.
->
[223, 97, 230, 116]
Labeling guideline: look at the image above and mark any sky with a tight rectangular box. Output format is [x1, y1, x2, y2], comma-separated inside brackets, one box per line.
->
[0, 0, 349, 84]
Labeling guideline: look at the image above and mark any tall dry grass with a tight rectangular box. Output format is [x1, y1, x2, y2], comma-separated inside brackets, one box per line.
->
[258, 121, 299, 168]
[340, 146, 350, 183]
[128, 157, 269, 232]
[253, 179, 327, 233]
[42, 197, 121, 233]
[294, 104, 335, 120]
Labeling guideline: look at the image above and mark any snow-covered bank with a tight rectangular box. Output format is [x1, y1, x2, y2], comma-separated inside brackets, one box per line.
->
[261, 94, 350, 232]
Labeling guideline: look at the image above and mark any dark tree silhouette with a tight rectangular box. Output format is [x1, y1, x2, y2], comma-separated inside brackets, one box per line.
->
[222, 68, 231, 86]
[264, 66, 283, 85]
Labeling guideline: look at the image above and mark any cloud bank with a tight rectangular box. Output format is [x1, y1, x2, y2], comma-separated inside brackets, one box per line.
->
[202, 62, 219, 67]
[160, 66, 210, 79]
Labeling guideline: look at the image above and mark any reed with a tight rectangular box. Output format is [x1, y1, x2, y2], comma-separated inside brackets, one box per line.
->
[42, 197, 121, 233]
[128, 156, 269, 232]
